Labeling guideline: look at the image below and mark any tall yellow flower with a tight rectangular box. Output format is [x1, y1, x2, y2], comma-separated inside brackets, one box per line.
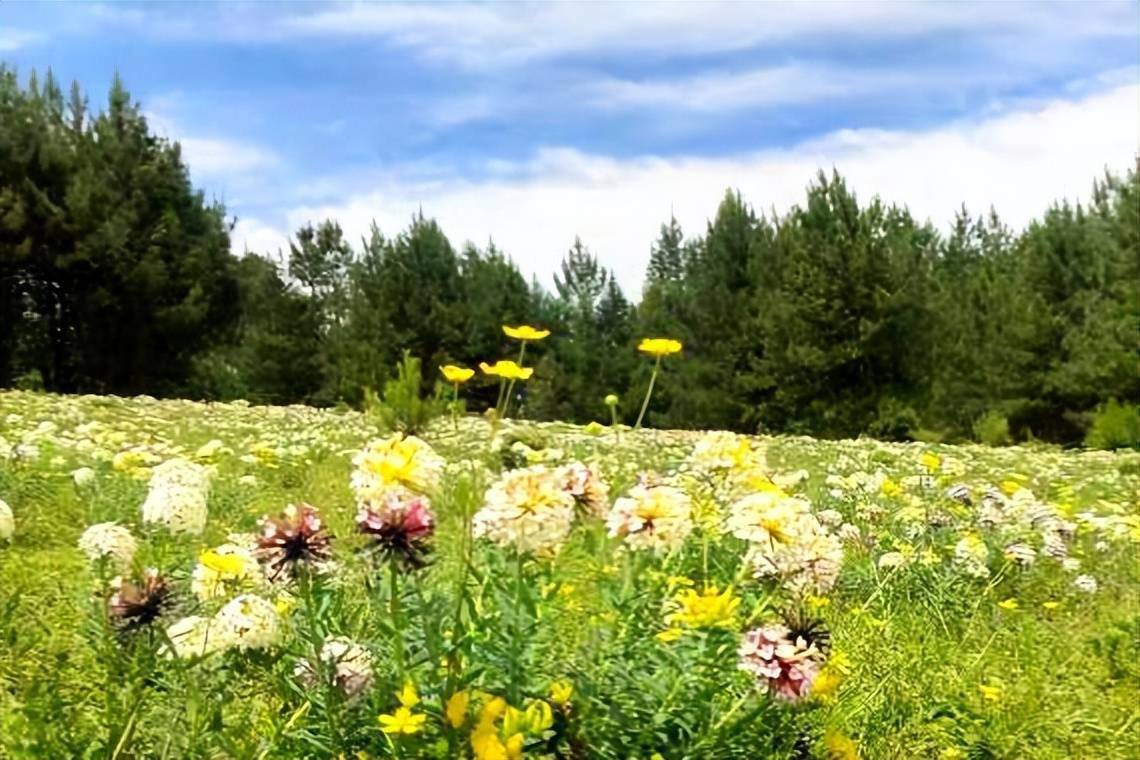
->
[664, 585, 740, 630]
[480, 360, 534, 381]
[502, 325, 551, 341]
[378, 706, 426, 735]
[446, 691, 471, 728]
[638, 337, 683, 356]
[440, 365, 476, 384]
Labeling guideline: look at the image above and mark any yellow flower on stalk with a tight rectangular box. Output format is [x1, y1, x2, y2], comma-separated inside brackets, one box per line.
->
[480, 360, 534, 380]
[525, 700, 553, 732]
[549, 681, 573, 706]
[396, 681, 420, 707]
[920, 451, 942, 472]
[823, 728, 860, 759]
[978, 681, 1003, 702]
[1042, 600, 1061, 611]
[446, 691, 470, 728]
[880, 479, 902, 498]
[503, 325, 551, 341]
[440, 365, 476, 384]
[637, 337, 682, 356]
[664, 585, 740, 630]
[378, 706, 426, 735]
[997, 598, 1019, 611]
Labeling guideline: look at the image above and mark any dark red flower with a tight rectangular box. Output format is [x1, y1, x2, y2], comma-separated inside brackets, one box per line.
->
[356, 490, 435, 569]
[109, 568, 171, 631]
[256, 503, 333, 580]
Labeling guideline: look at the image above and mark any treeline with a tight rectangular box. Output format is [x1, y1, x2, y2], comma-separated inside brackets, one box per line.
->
[2, 69, 1137, 445]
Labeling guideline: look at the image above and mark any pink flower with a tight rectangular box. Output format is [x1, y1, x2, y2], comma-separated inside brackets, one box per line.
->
[357, 489, 436, 568]
[738, 624, 823, 702]
[256, 503, 333, 580]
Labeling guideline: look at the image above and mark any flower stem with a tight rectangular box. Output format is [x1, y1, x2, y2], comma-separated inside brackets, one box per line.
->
[634, 355, 661, 430]
[501, 343, 527, 419]
[508, 551, 525, 704]
[389, 562, 405, 676]
[452, 383, 459, 432]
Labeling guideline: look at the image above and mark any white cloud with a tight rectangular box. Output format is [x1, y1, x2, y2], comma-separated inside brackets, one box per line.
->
[266, 82, 1137, 298]
[177, 137, 279, 176]
[231, 217, 290, 258]
[0, 28, 44, 51]
[282, 1, 1136, 69]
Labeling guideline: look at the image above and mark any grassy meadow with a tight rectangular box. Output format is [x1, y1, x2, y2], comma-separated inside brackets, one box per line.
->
[0, 389, 1138, 759]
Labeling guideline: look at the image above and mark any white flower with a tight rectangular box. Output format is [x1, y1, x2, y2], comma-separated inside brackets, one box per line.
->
[77, 523, 138, 568]
[71, 467, 96, 488]
[214, 594, 280, 651]
[162, 615, 228, 659]
[558, 461, 610, 518]
[953, 535, 990, 578]
[748, 518, 844, 593]
[0, 499, 13, 542]
[1003, 542, 1036, 567]
[606, 484, 693, 554]
[351, 434, 444, 500]
[141, 458, 211, 534]
[1073, 574, 1098, 593]
[725, 490, 812, 545]
[295, 636, 375, 698]
[877, 551, 907, 570]
[473, 465, 576, 555]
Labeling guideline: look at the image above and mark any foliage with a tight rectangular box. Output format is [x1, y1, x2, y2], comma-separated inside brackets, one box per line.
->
[973, 410, 1012, 447]
[365, 351, 448, 434]
[1085, 400, 1140, 450]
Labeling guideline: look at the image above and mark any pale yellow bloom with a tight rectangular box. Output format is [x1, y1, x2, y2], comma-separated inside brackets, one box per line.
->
[480, 360, 534, 380]
[440, 365, 476, 384]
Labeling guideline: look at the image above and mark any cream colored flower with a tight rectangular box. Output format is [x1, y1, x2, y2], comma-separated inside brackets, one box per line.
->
[0, 498, 13, 542]
[726, 491, 813, 545]
[351, 434, 444, 500]
[473, 465, 576, 555]
[162, 615, 229, 659]
[77, 522, 138, 569]
[140, 458, 211, 534]
[606, 483, 693, 554]
[295, 636, 375, 699]
[214, 594, 280, 651]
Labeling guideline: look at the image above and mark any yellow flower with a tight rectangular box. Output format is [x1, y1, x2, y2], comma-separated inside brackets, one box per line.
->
[999, 480, 1024, 496]
[525, 700, 553, 732]
[880, 479, 902, 498]
[503, 324, 551, 341]
[549, 681, 573, 706]
[396, 681, 420, 707]
[480, 360, 534, 380]
[479, 696, 507, 723]
[637, 337, 682, 356]
[664, 586, 739, 630]
[978, 681, 1002, 702]
[997, 598, 1019, 611]
[378, 706, 426, 735]
[823, 728, 860, 760]
[1042, 600, 1061, 610]
[440, 365, 476, 384]
[920, 451, 942, 472]
[655, 627, 684, 643]
[198, 549, 248, 576]
[446, 691, 470, 728]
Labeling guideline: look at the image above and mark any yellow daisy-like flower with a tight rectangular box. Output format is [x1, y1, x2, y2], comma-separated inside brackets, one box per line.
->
[997, 598, 1019, 611]
[664, 585, 740, 630]
[548, 681, 573, 706]
[396, 681, 420, 707]
[978, 681, 1003, 702]
[440, 365, 476, 384]
[480, 360, 534, 380]
[637, 337, 682, 356]
[920, 451, 942, 472]
[502, 324, 551, 341]
[446, 691, 470, 728]
[378, 705, 426, 735]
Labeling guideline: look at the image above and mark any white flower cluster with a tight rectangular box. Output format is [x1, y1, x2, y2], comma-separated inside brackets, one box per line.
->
[0, 498, 13, 542]
[606, 483, 693, 554]
[294, 636, 375, 699]
[953, 534, 990, 578]
[191, 542, 264, 601]
[474, 465, 577, 555]
[351, 434, 444, 502]
[163, 593, 280, 658]
[141, 458, 211, 535]
[77, 522, 138, 569]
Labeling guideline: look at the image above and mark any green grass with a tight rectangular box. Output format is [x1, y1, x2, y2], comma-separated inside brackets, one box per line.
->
[0, 390, 1138, 759]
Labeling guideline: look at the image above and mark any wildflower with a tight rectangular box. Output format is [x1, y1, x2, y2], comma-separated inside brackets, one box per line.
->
[71, 466, 96, 488]
[140, 458, 210, 535]
[920, 451, 942, 472]
[0, 498, 12, 542]
[945, 483, 972, 505]
[978, 681, 1002, 702]
[447, 691, 471, 728]
[604, 393, 619, 407]
[502, 325, 551, 341]
[78, 522, 138, 569]
[726, 490, 811, 544]
[558, 461, 610, 518]
[352, 434, 444, 499]
[823, 728, 860, 760]
[1003, 542, 1036, 567]
[256, 503, 333, 580]
[191, 543, 262, 601]
[378, 706, 426, 736]
[214, 594, 280, 650]
[606, 483, 693, 554]
[109, 568, 171, 630]
[656, 626, 684, 643]
[664, 585, 739, 630]
[637, 338, 682, 356]
[162, 615, 228, 659]
[997, 598, 1019, 611]
[440, 365, 476, 384]
[480, 360, 534, 381]
[877, 551, 907, 570]
[525, 700, 553, 732]
[473, 465, 577, 555]
[295, 636, 374, 699]
[738, 624, 824, 702]
[748, 520, 844, 593]
[1073, 574, 1098, 593]
[549, 681, 573, 707]
[357, 488, 435, 568]
[396, 681, 420, 707]
[952, 535, 990, 578]
[1041, 600, 1061, 610]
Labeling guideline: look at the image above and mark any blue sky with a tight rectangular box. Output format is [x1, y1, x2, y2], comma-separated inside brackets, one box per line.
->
[2, 1, 1137, 293]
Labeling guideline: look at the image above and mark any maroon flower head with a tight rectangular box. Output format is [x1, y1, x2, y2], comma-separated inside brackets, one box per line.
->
[109, 568, 171, 631]
[356, 490, 436, 569]
[257, 503, 333, 580]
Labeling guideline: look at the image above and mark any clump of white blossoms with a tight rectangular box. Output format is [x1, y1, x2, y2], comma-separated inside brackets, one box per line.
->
[558, 461, 610, 519]
[1073, 574, 1098, 594]
[191, 543, 264, 601]
[0, 498, 13, 542]
[953, 534, 991, 578]
[726, 490, 812, 545]
[474, 465, 576, 555]
[606, 483, 693, 554]
[162, 615, 228, 659]
[351, 434, 444, 501]
[77, 522, 138, 569]
[71, 467, 96, 488]
[141, 458, 211, 535]
[214, 594, 281, 651]
[295, 636, 375, 699]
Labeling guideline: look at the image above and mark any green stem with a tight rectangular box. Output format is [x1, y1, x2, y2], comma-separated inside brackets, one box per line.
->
[508, 552, 525, 704]
[452, 383, 459, 432]
[390, 563, 405, 676]
[501, 343, 527, 419]
[634, 355, 661, 430]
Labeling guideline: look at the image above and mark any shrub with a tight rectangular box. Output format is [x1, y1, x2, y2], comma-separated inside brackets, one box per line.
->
[1085, 400, 1140, 450]
[364, 351, 447, 434]
[973, 410, 1011, 446]
[867, 398, 921, 442]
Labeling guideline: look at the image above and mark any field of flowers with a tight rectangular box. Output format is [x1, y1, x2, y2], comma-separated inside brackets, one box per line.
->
[0, 389, 1138, 759]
